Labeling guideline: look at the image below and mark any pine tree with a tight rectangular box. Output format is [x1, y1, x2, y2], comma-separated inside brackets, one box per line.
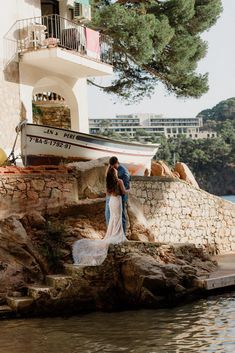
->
[89, 0, 222, 101]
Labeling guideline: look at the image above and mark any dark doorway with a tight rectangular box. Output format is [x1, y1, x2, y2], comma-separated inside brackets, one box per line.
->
[41, 0, 60, 39]
[41, 0, 59, 16]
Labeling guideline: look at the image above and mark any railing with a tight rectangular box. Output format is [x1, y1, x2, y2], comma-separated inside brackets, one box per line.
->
[4, 14, 112, 67]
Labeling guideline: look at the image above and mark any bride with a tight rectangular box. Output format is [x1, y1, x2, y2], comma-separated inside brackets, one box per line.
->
[72, 166, 128, 266]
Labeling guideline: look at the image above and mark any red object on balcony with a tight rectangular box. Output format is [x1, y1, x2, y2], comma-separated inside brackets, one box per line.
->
[85, 27, 100, 60]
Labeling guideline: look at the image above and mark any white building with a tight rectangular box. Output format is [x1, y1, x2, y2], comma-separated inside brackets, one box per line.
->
[89, 113, 217, 140]
[0, 0, 113, 153]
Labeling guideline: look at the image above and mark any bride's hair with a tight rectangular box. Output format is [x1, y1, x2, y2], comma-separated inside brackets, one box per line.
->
[106, 166, 119, 194]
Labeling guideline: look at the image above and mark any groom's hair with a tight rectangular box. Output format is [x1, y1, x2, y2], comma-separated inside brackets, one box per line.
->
[109, 156, 119, 166]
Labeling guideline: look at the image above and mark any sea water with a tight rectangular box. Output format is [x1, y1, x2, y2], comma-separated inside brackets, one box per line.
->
[1, 293, 235, 353]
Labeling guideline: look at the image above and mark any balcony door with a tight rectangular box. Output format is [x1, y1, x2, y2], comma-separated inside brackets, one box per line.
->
[41, 0, 59, 16]
[41, 0, 60, 39]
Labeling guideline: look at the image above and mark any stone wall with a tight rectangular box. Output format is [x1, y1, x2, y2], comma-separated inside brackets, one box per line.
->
[131, 176, 235, 253]
[0, 171, 78, 219]
[0, 168, 235, 254]
[33, 104, 71, 130]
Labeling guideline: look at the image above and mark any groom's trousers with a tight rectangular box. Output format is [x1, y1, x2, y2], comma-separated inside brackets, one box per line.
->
[105, 195, 127, 234]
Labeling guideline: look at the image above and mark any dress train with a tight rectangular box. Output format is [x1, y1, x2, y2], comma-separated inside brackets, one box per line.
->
[72, 195, 125, 266]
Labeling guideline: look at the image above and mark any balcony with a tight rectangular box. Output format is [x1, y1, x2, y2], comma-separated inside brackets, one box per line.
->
[4, 14, 113, 78]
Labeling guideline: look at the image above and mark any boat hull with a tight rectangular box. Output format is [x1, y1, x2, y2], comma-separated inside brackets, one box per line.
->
[21, 124, 159, 175]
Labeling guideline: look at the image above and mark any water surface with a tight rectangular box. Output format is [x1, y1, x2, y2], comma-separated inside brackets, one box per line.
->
[221, 195, 235, 203]
[1, 292, 235, 353]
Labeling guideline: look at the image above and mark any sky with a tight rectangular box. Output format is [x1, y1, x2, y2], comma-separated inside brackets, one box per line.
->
[88, 0, 235, 119]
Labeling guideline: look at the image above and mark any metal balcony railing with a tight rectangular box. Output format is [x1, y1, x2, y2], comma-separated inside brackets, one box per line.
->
[4, 14, 113, 67]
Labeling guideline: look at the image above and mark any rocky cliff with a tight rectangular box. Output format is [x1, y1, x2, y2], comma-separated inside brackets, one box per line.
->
[196, 165, 235, 196]
[0, 208, 217, 313]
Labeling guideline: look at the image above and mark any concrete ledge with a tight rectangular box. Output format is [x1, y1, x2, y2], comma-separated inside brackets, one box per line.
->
[131, 176, 180, 182]
[195, 274, 235, 290]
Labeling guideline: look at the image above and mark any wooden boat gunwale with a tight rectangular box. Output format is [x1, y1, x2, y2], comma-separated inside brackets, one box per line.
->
[25, 123, 160, 151]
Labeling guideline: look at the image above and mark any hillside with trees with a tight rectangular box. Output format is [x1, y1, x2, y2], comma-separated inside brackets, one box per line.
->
[197, 97, 235, 122]
[157, 97, 235, 195]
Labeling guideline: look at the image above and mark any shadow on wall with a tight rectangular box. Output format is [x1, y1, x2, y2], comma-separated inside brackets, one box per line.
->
[24, 0, 41, 9]
[4, 61, 20, 84]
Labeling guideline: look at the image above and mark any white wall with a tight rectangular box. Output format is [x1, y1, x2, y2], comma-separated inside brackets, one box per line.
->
[20, 63, 89, 133]
[0, 0, 42, 152]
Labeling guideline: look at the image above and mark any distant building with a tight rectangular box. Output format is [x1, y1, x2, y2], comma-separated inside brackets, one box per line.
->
[89, 113, 217, 140]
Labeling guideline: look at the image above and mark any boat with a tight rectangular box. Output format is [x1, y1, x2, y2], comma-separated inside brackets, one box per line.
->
[20, 123, 159, 175]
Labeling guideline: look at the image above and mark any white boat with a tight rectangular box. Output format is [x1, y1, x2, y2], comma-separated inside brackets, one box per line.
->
[21, 123, 159, 175]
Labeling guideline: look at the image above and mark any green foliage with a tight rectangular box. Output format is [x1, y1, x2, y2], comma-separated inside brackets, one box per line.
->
[32, 103, 43, 117]
[135, 129, 150, 136]
[98, 129, 130, 141]
[90, 0, 222, 101]
[198, 97, 235, 122]
[157, 97, 235, 177]
[157, 135, 232, 173]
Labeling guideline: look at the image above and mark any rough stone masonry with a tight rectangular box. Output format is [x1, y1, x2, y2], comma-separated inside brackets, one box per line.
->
[131, 176, 235, 254]
[0, 166, 234, 254]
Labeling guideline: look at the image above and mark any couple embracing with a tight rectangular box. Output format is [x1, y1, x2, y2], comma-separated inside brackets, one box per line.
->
[73, 156, 130, 266]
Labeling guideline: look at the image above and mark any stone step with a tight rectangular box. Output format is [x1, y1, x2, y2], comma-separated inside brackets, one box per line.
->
[27, 285, 53, 300]
[46, 274, 72, 288]
[0, 305, 13, 313]
[64, 264, 87, 276]
[6, 296, 34, 311]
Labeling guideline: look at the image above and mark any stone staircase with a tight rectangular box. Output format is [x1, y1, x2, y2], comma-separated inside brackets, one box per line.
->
[0, 273, 74, 319]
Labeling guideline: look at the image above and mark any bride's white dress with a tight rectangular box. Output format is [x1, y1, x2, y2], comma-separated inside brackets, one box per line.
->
[72, 195, 126, 266]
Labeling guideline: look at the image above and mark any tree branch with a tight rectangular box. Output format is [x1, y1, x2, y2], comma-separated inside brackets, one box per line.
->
[87, 79, 113, 89]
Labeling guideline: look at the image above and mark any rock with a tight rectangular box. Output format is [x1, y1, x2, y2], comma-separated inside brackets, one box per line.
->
[0, 216, 46, 302]
[30, 179, 45, 192]
[0, 213, 217, 313]
[25, 211, 46, 229]
[173, 162, 199, 189]
[175, 284, 185, 293]
[67, 157, 109, 199]
[172, 171, 180, 179]
[151, 161, 164, 176]
[144, 168, 150, 176]
[0, 148, 7, 165]
[151, 160, 175, 178]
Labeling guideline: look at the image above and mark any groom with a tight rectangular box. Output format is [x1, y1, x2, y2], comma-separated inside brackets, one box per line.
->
[105, 156, 130, 234]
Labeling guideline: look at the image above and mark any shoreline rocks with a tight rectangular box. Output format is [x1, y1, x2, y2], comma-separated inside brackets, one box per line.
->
[0, 210, 217, 318]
